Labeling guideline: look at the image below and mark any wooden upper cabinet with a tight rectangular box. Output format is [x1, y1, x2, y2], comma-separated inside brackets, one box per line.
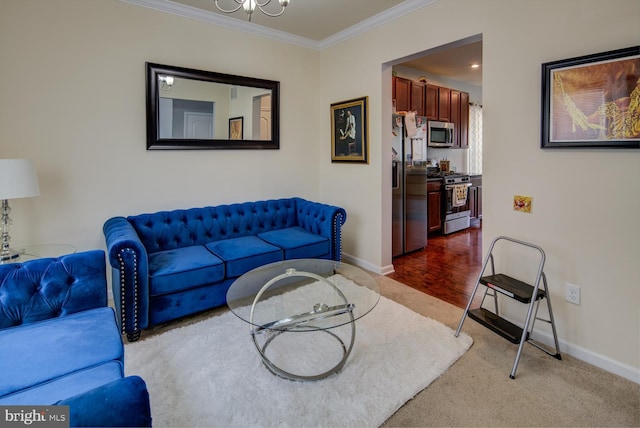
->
[410, 81, 425, 116]
[393, 76, 411, 113]
[438, 87, 451, 122]
[425, 85, 438, 120]
[395, 77, 469, 149]
[393, 76, 426, 116]
[450, 90, 461, 146]
[459, 91, 469, 149]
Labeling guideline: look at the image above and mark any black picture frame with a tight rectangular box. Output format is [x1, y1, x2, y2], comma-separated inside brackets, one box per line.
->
[331, 96, 369, 163]
[146, 62, 279, 150]
[541, 46, 640, 149]
[229, 117, 243, 140]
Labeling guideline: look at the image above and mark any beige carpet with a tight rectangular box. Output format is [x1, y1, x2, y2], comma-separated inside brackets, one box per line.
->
[376, 274, 640, 427]
[137, 274, 639, 427]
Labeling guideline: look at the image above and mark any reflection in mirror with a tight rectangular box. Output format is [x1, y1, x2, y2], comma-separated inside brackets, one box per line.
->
[146, 63, 279, 150]
[158, 77, 272, 140]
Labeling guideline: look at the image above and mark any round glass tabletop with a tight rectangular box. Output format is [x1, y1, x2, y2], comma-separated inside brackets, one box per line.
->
[226, 258, 380, 332]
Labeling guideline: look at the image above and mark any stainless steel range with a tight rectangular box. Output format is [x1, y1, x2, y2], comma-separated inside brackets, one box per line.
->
[442, 173, 472, 234]
[427, 168, 472, 235]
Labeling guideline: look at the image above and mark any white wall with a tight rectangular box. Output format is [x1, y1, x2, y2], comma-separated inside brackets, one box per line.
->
[1, 0, 639, 381]
[317, 0, 640, 380]
[0, 0, 324, 251]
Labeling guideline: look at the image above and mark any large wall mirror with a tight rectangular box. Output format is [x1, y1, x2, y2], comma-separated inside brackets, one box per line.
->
[146, 62, 280, 150]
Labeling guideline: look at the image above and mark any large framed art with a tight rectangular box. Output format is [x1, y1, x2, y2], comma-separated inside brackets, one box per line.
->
[541, 46, 640, 149]
[331, 96, 369, 163]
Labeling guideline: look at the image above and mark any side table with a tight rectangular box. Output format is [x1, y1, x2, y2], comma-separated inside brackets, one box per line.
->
[0, 244, 77, 264]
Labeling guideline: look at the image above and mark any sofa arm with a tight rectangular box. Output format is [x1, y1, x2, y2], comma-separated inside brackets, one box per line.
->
[56, 376, 151, 427]
[294, 198, 347, 261]
[103, 217, 149, 341]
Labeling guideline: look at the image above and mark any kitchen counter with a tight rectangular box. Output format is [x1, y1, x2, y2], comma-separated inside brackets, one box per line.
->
[405, 168, 427, 175]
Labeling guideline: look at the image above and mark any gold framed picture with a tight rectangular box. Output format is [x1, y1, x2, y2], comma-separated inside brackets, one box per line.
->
[229, 116, 243, 140]
[331, 96, 369, 163]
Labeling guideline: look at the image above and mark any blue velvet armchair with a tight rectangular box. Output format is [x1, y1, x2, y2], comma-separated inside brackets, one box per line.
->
[0, 250, 152, 427]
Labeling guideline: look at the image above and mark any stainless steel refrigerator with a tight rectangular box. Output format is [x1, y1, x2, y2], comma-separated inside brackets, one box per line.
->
[392, 114, 428, 257]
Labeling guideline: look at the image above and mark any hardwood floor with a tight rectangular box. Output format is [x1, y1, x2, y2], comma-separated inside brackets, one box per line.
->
[388, 222, 483, 309]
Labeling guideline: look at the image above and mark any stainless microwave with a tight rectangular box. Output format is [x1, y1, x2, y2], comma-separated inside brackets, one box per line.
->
[427, 121, 454, 147]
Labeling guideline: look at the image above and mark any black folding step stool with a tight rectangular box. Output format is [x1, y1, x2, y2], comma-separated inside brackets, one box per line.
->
[455, 236, 562, 379]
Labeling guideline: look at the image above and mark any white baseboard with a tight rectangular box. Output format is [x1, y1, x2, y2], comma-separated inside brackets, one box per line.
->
[343, 252, 640, 384]
[526, 325, 640, 384]
[342, 253, 395, 275]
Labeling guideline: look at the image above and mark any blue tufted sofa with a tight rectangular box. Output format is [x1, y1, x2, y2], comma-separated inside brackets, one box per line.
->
[0, 250, 152, 427]
[103, 197, 346, 342]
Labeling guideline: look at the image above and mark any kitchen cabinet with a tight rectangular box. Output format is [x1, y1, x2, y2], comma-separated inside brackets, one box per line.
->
[427, 180, 442, 233]
[438, 87, 451, 122]
[450, 90, 460, 145]
[393, 76, 411, 113]
[468, 176, 482, 221]
[459, 92, 469, 149]
[425, 85, 438, 120]
[410, 81, 425, 116]
[449, 90, 469, 149]
[394, 76, 469, 148]
[393, 76, 425, 116]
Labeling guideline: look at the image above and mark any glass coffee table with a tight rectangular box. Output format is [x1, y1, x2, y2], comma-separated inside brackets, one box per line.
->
[227, 258, 380, 381]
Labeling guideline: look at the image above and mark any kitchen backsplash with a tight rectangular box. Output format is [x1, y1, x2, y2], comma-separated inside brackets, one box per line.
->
[427, 147, 468, 173]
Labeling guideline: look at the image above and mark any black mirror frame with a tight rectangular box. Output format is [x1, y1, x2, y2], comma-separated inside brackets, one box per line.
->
[146, 62, 280, 150]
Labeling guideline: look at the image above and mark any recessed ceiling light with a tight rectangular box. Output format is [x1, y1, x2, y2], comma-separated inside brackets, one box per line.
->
[471, 64, 480, 69]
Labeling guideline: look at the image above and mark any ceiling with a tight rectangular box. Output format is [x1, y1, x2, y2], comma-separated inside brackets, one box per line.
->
[169, 0, 408, 41]
[399, 40, 483, 86]
[128, 0, 482, 86]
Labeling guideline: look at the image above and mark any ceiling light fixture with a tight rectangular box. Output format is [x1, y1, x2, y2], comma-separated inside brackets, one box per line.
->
[214, 0, 291, 21]
[471, 64, 480, 69]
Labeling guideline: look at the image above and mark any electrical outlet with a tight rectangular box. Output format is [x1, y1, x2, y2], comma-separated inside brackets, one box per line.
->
[565, 283, 581, 305]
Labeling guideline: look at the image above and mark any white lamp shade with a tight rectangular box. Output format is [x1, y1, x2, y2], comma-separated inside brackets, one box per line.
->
[0, 159, 40, 200]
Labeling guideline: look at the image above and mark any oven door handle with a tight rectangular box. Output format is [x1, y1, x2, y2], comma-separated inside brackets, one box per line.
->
[444, 183, 472, 190]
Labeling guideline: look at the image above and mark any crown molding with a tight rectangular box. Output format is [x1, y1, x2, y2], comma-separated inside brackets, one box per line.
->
[121, 0, 439, 50]
[318, 0, 439, 50]
[120, 0, 318, 49]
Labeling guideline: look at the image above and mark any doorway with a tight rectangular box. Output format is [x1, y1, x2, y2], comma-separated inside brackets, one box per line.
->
[385, 35, 483, 304]
[388, 223, 482, 308]
[252, 94, 272, 140]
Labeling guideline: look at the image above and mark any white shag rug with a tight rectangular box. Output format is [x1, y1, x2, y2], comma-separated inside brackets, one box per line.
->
[125, 279, 473, 427]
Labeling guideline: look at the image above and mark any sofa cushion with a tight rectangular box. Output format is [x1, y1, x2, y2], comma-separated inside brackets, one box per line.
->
[206, 236, 282, 278]
[149, 245, 225, 296]
[56, 376, 151, 427]
[0, 307, 123, 398]
[0, 361, 123, 405]
[258, 226, 331, 259]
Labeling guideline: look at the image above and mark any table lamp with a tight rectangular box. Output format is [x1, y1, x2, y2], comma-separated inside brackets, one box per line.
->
[0, 159, 40, 261]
